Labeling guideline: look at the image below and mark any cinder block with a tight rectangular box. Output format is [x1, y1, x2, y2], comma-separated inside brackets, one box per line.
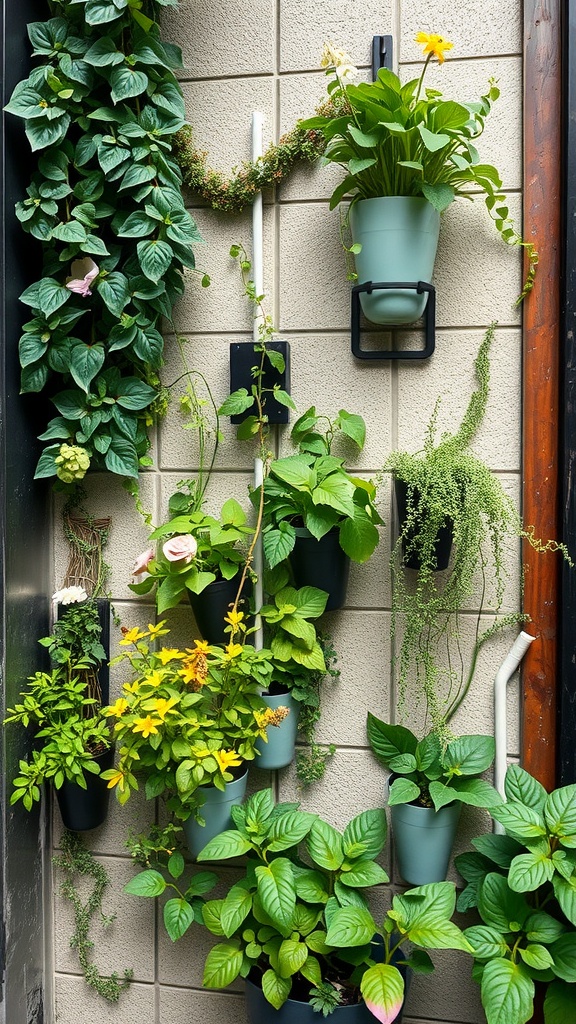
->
[279, 0, 389, 72]
[278, 205, 350, 330]
[400, 4, 521, 62]
[161, 0, 274, 79]
[159, 986, 248, 1024]
[406, 948, 485, 1023]
[181, 79, 275, 176]
[55, 975, 154, 1023]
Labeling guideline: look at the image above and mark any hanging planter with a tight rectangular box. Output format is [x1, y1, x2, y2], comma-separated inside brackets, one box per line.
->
[290, 526, 351, 611]
[245, 977, 403, 1024]
[55, 746, 115, 832]
[182, 769, 249, 860]
[390, 799, 461, 886]
[393, 477, 453, 571]
[254, 692, 298, 770]
[188, 576, 251, 645]
[349, 197, 440, 325]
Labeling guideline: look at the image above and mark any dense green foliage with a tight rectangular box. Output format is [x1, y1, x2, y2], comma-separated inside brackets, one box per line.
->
[6, 0, 200, 481]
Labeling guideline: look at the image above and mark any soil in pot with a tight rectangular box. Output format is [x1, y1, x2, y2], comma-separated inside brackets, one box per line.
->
[55, 745, 114, 832]
[394, 477, 453, 572]
[289, 526, 350, 611]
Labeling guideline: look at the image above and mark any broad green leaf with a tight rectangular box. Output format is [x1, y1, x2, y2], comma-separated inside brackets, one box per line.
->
[124, 870, 166, 897]
[338, 860, 388, 888]
[196, 830, 251, 862]
[163, 898, 195, 941]
[490, 802, 546, 839]
[504, 764, 547, 812]
[421, 181, 455, 212]
[261, 969, 291, 1010]
[418, 125, 450, 152]
[431, 778, 501, 811]
[293, 869, 329, 904]
[104, 437, 139, 478]
[202, 941, 243, 988]
[278, 938, 308, 978]
[349, 156, 377, 175]
[361, 963, 405, 1024]
[553, 876, 576, 926]
[266, 811, 317, 852]
[545, 784, 576, 839]
[339, 507, 380, 562]
[366, 715, 418, 767]
[525, 911, 565, 945]
[342, 808, 387, 860]
[335, 409, 366, 448]
[312, 473, 356, 517]
[544, 980, 576, 1024]
[478, 873, 530, 932]
[519, 943, 554, 971]
[262, 525, 296, 569]
[137, 238, 174, 282]
[325, 906, 375, 947]
[270, 455, 316, 490]
[109, 65, 148, 103]
[69, 343, 105, 392]
[255, 859, 296, 933]
[480, 958, 534, 1024]
[443, 734, 495, 776]
[551, 934, 576, 981]
[307, 820, 344, 871]
[472, 833, 524, 869]
[508, 852, 555, 893]
[388, 777, 420, 805]
[463, 925, 509, 959]
[97, 272, 129, 315]
[220, 883, 253, 937]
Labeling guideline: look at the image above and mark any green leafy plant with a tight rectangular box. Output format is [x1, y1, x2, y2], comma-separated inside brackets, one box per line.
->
[129, 498, 254, 613]
[101, 621, 280, 819]
[54, 830, 133, 1002]
[302, 35, 537, 297]
[455, 764, 576, 1024]
[382, 323, 568, 732]
[367, 716, 501, 812]
[5, 0, 202, 482]
[260, 406, 382, 570]
[5, 597, 112, 809]
[125, 787, 472, 1018]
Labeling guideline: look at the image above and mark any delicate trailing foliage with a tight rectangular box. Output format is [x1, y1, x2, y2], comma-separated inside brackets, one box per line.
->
[54, 830, 133, 1002]
[383, 324, 567, 732]
[303, 36, 537, 300]
[125, 787, 472, 1018]
[456, 764, 576, 1024]
[173, 122, 327, 213]
[366, 717, 501, 812]
[6, 0, 201, 482]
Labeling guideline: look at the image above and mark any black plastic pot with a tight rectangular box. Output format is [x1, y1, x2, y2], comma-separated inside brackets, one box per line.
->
[394, 477, 453, 572]
[289, 526, 350, 611]
[55, 745, 114, 832]
[188, 577, 251, 644]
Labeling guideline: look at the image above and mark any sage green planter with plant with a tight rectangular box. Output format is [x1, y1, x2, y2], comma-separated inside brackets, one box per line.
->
[456, 764, 576, 1024]
[303, 33, 537, 322]
[367, 715, 500, 885]
[125, 787, 472, 1021]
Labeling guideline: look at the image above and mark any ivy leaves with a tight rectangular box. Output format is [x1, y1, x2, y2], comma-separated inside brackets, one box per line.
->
[6, 2, 199, 481]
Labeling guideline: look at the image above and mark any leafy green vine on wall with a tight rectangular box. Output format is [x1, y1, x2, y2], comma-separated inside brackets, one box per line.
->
[6, 0, 201, 483]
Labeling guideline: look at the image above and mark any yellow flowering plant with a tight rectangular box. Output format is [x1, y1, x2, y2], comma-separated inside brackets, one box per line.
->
[302, 32, 537, 294]
[101, 622, 278, 819]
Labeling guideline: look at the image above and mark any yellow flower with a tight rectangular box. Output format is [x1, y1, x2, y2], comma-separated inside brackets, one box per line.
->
[415, 31, 454, 64]
[119, 626, 148, 646]
[157, 648, 187, 665]
[141, 670, 165, 688]
[186, 640, 211, 655]
[132, 715, 162, 738]
[223, 642, 244, 660]
[105, 769, 126, 791]
[214, 749, 243, 774]
[147, 621, 170, 640]
[224, 608, 244, 628]
[148, 697, 179, 720]
[104, 698, 129, 718]
[123, 681, 141, 694]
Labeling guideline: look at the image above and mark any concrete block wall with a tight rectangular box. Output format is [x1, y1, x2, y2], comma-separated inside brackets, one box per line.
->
[51, 1, 524, 1021]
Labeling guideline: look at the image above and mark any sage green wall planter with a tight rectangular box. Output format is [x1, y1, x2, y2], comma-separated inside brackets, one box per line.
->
[182, 770, 248, 859]
[391, 800, 461, 885]
[350, 197, 440, 325]
[254, 692, 298, 770]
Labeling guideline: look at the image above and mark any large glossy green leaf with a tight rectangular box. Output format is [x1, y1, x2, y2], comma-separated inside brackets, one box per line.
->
[163, 898, 195, 941]
[553, 876, 576, 926]
[480, 958, 534, 1024]
[490, 803, 546, 839]
[342, 808, 387, 860]
[255, 859, 296, 933]
[307, 819, 344, 871]
[388, 777, 420, 805]
[504, 764, 547, 812]
[109, 65, 148, 103]
[366, 715, 418, 767]
[325, 906, 375, 947]
[220, 883, 253, 937]
[202, 941, 243, 988]
[261, 969, 292, 1010]
[463, 925, 509, 959]
[338, 860, 388, 888]
[69, 343, 105, 392]
[196, 830, 252, 862]
[544, 980, 576, 1024]
[271, 455, 316, 490]
[443, 734, 495, 776]
[545, 784, 576, 840]
[137, 238, 174, 282]
[278, 938, 308, 979]
[339, 507, 380, 562]
[124, 870, 166, 897]
[478, 873, 530, 932]
[508, 852, 555, 893]
[266, 811, 317, 852]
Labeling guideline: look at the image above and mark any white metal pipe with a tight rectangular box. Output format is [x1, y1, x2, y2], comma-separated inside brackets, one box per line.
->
[251, 112, 265, 653]
[494, 630, 537, 831]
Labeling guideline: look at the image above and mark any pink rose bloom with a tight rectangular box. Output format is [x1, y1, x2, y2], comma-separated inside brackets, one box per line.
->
[132, 547, 155, 576]
[65, 258, 99, 298]
[162, 534, 198, 564]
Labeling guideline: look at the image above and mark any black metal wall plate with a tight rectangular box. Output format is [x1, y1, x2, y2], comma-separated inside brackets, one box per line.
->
[372, 35, 394, 78]
[229, 341, 291, 424]
[351, 281, 435, 360]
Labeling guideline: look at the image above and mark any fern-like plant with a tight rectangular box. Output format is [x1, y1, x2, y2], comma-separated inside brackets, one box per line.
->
[384, 323, 564, 731]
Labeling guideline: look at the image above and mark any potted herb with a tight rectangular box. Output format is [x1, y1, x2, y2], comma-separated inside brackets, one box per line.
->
[101, 620, 284, 856]
[125, 787, 472, 1020]
[5, 591, 113, 831]
[455, 764, 576, 1024]
[367, 715, 501, 885]
[130, 496, 254, 638]
[260, 407, 382, 610]
[302, 35, 536, 324]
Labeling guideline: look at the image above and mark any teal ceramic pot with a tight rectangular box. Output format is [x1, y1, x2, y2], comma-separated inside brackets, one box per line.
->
[182, 770, 248, 859]
[254, 692, 298, 770]
[390, 799, 461, 885]
[350, 196, 440, 325]
[245, 978, 404, 1023]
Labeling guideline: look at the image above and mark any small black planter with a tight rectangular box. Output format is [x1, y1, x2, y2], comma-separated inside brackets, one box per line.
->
[245, 980, 383, 1023]
[55, 745, 114, 832]
[188, 577, 251, 644]
[394, 477, 453, 572]
[289, 527, 350, 611]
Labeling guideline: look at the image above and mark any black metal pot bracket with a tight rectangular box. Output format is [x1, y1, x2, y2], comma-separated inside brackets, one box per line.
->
[351, 281, 436, 361]
[372, 35, 394, 77]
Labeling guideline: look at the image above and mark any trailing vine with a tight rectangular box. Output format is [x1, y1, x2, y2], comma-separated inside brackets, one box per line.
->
[7, 0, 200, 483]
[54, 830, 133, 1001]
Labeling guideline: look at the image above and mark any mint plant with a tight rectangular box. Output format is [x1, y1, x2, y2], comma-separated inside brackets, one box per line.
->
[455, 764, 576, 1024]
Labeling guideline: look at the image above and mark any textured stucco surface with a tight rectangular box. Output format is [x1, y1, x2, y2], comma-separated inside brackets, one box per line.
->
[52, 1, 524, 1022]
